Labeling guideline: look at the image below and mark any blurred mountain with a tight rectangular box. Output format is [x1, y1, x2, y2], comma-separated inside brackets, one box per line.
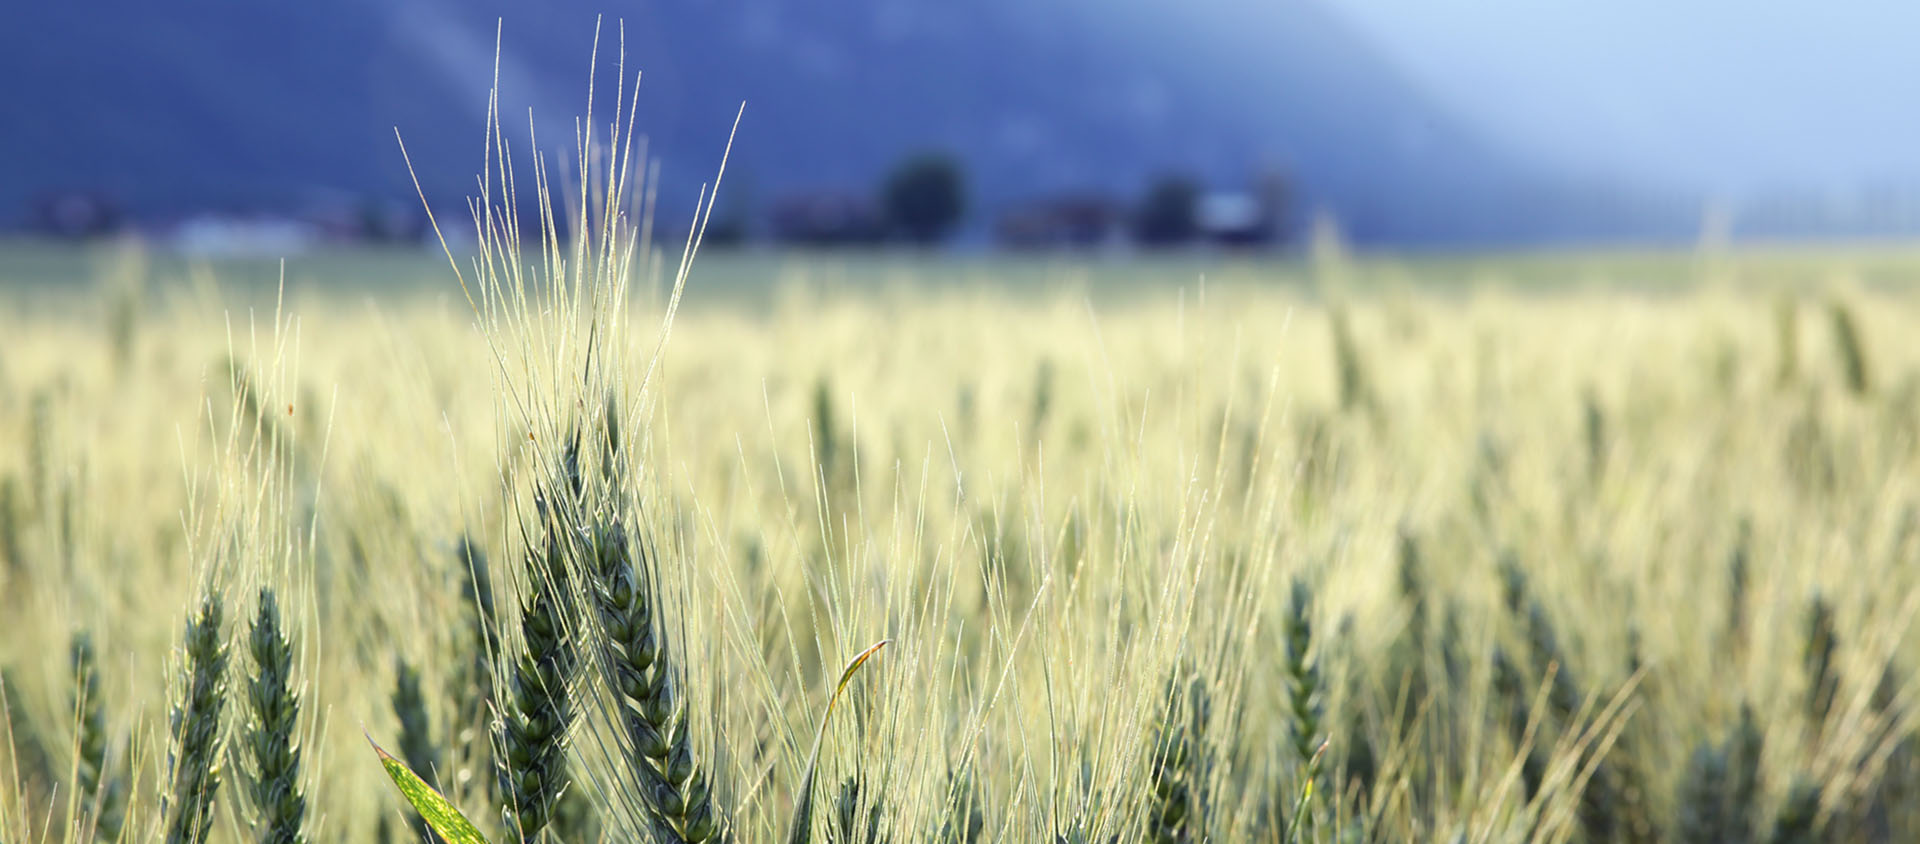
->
[0, 0, 1692, 245]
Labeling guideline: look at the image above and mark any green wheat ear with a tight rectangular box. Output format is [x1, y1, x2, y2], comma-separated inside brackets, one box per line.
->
[784, 640, 889, 844]
[162, 593, 230, 844]
[1828, 297, 1871, 396]
[242, 589, 307, 844]
[371, 732, 491, 844]
[391, 658, 438, 844]
[70, 631, 125, 842]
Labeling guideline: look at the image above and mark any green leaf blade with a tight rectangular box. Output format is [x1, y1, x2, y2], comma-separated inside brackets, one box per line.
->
[369, 732, 491, 844]
[784, 639, 889, 844]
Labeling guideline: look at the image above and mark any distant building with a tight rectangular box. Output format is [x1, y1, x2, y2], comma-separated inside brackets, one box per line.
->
[300, 196, 427, 244]
[769, 192, 885, 246]
[1197, 192, 1264, 241]
[166, 214, 320, 256]
[995, 194, 1127, 249]
[1196, 171, 1290, 246]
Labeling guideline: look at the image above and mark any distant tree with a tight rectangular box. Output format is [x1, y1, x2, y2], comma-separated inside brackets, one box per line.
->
[28, 190, 122, 239]
[355, 196, 425, 243]
[1251, 168, 1293, 245]
[1134, 174, 1200, 246]
[881, 152, 967, 244]
[705, 170, 755, 246]
[705, 213, 748, 246]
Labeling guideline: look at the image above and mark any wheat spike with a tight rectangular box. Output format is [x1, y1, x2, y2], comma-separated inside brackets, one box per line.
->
[241, 589, 306, 844]
[161, 594, 229, 844]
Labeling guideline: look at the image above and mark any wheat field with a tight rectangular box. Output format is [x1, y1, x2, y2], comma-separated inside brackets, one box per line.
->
[3, 237, 1917, 843]
[4, 87, 1920, 843]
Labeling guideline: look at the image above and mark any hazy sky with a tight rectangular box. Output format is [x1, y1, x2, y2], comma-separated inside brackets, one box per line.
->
[1333, 1, 1920, 196]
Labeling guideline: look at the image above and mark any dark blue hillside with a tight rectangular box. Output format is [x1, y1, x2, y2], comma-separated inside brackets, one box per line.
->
[0, 0, 1687, 244]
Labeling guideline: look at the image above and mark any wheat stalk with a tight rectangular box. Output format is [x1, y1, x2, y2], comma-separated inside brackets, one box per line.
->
[241, 588, 306, 844]
[1725, 519, 1752, 659]
[161, 593, 229, 844]
[1146, 674, 1200, 844]
[937, 765, 986, 844]
[495, 535, 578, 843]
[1676, 740, 1732, 841]
[69, 632, 124, 841]
[1281, 578, 1323, 839]
[1776, 294, 1800, 387]
[1828, 297, 1872, 396]
[834, 775, 884, 844]
[1329, 305, 1372, 415]
[451, 536, 498, 810]
[0, 476, 21, 578]
[1771, 778, 1821, 843]
[1804, 595, 1839, 734]
[391, 659, 438, 783]
[584, 519, 718, 843]
[1, 666, 53, 817]
[1727, 703, 1765, 842]
[1499, 558, 1647, 841]
[1491, 648, 1549, 804]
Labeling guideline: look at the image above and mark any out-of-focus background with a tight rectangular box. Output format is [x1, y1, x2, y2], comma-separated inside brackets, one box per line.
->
[8, 0, 1920, 254]
[12, 6, 1920, 844]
